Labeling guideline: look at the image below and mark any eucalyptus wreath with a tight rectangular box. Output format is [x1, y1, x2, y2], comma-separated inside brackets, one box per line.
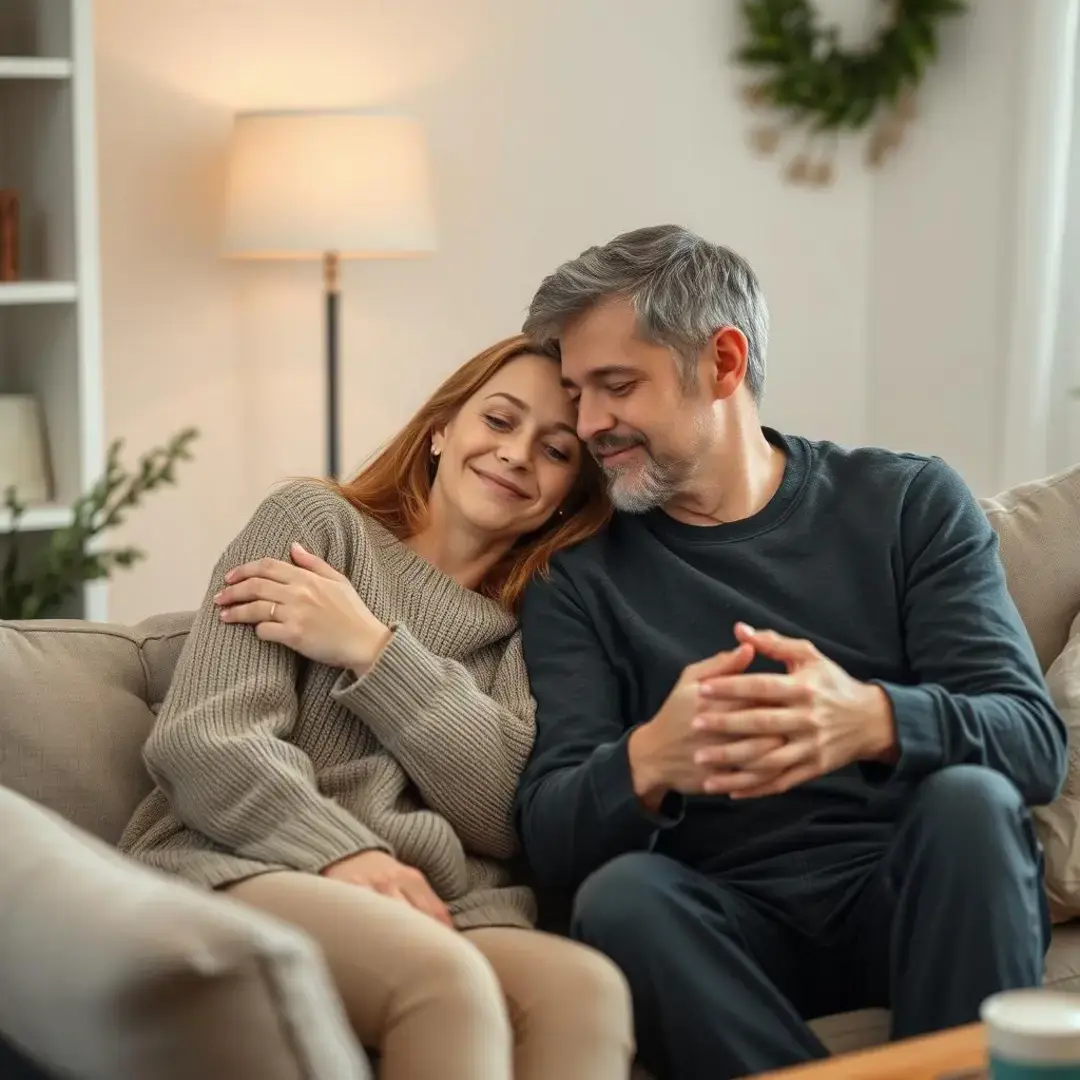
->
[735, 0, 966, 184]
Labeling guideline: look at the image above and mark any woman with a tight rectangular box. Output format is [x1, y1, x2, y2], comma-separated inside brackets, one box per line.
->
[119, 335, 631, 1080]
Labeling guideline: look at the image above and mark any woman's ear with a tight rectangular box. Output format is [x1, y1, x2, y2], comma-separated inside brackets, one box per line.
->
[430, 427, 446, 459]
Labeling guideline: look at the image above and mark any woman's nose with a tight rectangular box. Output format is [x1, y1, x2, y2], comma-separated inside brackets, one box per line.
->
[496, 435, 529, 466]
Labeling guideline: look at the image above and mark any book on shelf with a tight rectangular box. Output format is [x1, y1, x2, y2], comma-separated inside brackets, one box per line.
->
[0, 188, 19, 282]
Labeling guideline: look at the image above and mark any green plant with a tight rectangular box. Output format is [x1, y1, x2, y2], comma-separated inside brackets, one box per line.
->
[736, 0, 967, 183]
[1, 427, 198, 620]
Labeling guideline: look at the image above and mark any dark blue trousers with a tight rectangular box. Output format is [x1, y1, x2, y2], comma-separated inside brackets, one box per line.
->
[0, 1037, 48, 1080]
[570, 766, 1050, 1080]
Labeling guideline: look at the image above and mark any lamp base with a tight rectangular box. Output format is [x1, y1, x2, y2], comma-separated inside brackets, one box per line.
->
[324, 251, 340, 479]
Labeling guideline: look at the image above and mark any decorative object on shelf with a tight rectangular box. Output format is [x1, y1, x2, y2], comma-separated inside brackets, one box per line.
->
[0, 188, 19, 281]
[735, 0, 967, 185]
[222, 109, 437, 479]
[0, 427, 198, 620]
[0, 394, 51, 503]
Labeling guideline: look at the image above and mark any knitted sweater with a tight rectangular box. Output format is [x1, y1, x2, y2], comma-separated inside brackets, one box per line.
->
[119, 480, 537, 930]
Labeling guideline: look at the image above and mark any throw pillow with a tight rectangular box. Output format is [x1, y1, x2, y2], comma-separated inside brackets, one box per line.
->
[1033, 609, 1080, 922]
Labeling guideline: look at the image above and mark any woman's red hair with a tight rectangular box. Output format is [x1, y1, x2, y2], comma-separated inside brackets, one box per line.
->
[328, 334, 611, 611]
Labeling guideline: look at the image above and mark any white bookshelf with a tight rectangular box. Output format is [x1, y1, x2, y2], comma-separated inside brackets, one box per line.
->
[0, 57, 72, 79]
[0, 0, 106, 621]
[0, 502, 73, 533]
[0, 281, 78, 303]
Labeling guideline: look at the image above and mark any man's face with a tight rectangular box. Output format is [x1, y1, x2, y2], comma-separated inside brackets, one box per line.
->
[559, 298, 714, 513]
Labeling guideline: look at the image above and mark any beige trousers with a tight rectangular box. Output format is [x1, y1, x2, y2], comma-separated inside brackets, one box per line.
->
[227, 872, 635, 1080]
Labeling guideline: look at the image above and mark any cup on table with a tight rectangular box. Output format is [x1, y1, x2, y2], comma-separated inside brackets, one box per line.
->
[981, 990, 1080, 1078]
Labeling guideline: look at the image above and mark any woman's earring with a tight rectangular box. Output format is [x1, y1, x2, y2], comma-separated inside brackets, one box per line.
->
[431, 446, 441, 460]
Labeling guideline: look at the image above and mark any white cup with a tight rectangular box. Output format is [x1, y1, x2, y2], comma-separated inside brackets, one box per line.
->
[981, 989, 1080, 1078]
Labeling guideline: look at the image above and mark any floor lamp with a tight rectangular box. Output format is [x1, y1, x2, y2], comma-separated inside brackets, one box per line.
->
[221, 110, 437, 479]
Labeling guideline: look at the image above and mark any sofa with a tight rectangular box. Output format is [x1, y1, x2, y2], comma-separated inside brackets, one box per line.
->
[2, 460, 1079, 1080]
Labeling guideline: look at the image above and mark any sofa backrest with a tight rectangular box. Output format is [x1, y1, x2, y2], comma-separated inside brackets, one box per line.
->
[0, 461, 1077, 846]
[0, 612, 193, 843]
[981, 461, 1080, 672]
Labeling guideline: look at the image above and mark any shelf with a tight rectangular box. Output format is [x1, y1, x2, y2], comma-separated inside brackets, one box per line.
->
[0, 502, 73, 533]
[0, 282, 77, 305]
[0, 57, 71, 79]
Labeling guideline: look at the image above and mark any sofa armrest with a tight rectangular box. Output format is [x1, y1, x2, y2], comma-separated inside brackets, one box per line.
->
[0, 784, 371, 1080]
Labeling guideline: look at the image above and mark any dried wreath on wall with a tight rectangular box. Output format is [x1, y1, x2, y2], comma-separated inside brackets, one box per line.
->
[735, 0, 966, 185]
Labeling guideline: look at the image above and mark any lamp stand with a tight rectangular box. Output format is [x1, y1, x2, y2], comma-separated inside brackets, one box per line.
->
[323, 250, 340, 479]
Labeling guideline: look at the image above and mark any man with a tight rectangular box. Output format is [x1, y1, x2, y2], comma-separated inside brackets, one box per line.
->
[515, 224, 1066, 1080]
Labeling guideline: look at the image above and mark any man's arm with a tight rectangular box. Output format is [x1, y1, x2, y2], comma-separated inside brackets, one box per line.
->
[866, 457, 1067, 804]
[515, 564, 684, 892]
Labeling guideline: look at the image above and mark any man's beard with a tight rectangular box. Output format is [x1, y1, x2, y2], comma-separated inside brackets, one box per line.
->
[590, 431, 696, 514]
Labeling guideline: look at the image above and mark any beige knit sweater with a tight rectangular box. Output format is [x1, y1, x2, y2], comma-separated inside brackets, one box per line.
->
[119, 480, 537, 930]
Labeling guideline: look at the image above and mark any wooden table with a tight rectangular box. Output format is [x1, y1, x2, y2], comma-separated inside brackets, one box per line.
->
[752, 1024, 986, 1079]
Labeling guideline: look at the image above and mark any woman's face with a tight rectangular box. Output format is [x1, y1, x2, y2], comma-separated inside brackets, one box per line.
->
[431, 353, 582, 542]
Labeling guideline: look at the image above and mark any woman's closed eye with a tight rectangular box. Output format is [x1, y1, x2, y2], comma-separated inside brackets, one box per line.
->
[544, 443, 572, 464]
[485, 412, 573, 464]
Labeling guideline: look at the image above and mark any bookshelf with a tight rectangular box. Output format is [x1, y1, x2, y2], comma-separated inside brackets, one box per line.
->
[0, 0, 106, 621]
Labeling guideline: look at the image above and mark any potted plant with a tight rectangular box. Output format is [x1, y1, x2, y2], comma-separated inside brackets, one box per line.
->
[1, 428, 198, 620]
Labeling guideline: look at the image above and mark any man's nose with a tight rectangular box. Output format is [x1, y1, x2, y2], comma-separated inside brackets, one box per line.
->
[576, 394, 614, 443]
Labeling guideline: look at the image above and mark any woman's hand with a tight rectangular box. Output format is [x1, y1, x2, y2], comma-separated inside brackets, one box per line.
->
[322, 850, 454, 928]
[214, 542, 391, 672]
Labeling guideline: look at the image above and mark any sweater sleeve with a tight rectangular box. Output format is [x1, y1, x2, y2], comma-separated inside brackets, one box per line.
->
[865, 458, 1068, 805]
[142, 489, 392, 873]
[514, 563, 684, 892]
[329, 627, 534, 860]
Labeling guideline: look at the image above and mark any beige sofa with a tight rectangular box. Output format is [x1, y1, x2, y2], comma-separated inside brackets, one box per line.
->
[2, 461, 1079, 1079]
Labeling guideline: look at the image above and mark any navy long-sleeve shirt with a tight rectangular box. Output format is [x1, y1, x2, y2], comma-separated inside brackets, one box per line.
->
[516, 429, 1067, 892]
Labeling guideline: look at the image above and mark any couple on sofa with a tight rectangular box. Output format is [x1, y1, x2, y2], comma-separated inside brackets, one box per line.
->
[119, 225, 1067, 1080]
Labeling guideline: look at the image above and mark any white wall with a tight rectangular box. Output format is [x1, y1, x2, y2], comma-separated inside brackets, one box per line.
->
[94, 0, 1044, 623]
[95, 0, 874, 623]
[867, 0, 1025, 496]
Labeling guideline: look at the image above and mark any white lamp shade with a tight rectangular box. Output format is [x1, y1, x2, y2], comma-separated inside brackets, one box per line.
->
[222, 111, 437, 259]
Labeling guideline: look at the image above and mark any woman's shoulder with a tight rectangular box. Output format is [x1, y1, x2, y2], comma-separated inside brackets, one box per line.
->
[241, 478, 375, 559]
[261, 478, 358, 523]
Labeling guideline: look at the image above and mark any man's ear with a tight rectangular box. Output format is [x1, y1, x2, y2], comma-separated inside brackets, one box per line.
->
[705, 326, 749, 401]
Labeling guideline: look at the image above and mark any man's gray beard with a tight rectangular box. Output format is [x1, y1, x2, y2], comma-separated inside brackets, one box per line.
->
[604, 453, 693, 514]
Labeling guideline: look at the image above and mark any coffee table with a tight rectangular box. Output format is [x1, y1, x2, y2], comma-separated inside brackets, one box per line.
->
[752, 1023, 986, 1079]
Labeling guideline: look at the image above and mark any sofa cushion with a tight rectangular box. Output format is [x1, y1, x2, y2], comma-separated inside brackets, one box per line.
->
[1033, 609, 1080, 921]
[0, 782, 371, 1080]
[0, 612, 193, 843]
[980, 461, 1080, 672]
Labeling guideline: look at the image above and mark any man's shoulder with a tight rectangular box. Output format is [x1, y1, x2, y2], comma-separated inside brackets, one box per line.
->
[803, 434, 938, 491]
[547, 513, 646, 571]
[529, 517, 649, 609]
[541, 528, 606, 591]
[796, 435, 978, 534]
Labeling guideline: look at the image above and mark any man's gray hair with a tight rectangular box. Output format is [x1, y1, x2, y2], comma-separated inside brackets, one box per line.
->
[523, 225, 769, 403]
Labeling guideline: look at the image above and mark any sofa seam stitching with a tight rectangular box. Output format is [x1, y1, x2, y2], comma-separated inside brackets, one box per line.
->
[985, 470, 1080, 516]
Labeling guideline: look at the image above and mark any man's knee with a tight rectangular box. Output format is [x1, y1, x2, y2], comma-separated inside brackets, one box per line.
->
[571, 852, 675, 948]
[914, 765, 1024, 823]
[907, 765, 1032, 865]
